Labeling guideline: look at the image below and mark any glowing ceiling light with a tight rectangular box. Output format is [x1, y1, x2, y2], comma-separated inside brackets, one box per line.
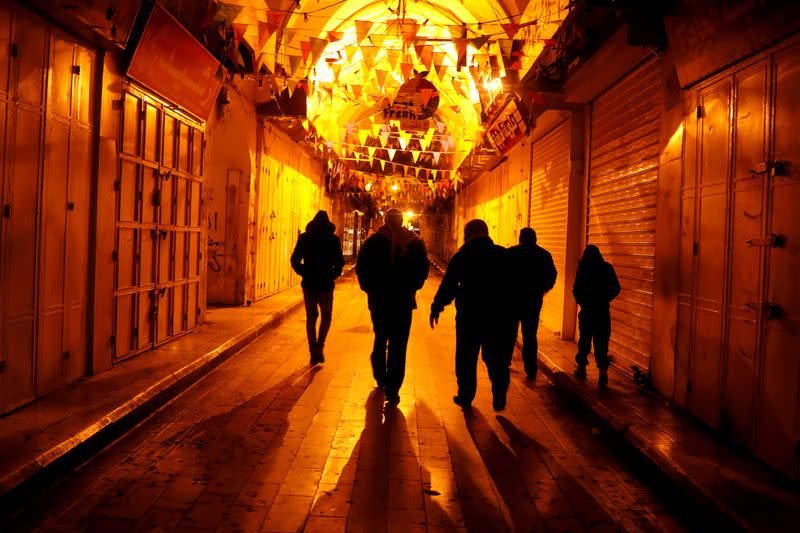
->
[405, 210, 415, 219]
[391, 183, 399, 191]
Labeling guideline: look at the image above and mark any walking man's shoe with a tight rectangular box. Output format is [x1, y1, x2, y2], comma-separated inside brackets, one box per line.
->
[574, 364, 587, 380]
[492, 396, 506, 411]
[453, 395, 471, 409]
[598, 369, 609, 390]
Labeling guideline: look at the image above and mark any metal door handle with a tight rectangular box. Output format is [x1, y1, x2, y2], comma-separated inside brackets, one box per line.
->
[746, 234, 786, 248]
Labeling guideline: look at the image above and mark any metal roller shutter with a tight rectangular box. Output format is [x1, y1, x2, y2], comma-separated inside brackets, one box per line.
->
[588, 59, 663, 375]
[529, 118, 571, 334]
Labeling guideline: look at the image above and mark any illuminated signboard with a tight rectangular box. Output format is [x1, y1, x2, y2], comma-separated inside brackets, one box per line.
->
[486, 98, 527, 156]
[127, 3, 225, 121]
[382, 78, 440, 121]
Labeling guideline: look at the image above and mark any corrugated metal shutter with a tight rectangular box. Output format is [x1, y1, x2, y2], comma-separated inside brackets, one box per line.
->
[529, 119, 571, 334]
[588, 58, 663, 374]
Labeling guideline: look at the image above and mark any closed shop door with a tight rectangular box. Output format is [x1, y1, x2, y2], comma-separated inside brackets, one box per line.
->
[758, 40, 800, 477]
[0, 7, 46, 411]
[254, 154, 272, 301]
[114, 87, 203, 361]
[683, 78, 732, 429]
[588, 59, 663, 376]
[0, 7, 97, 410]
[38, 30, 96, 395]
[679, 38, 800, 477]
[530, 119, 570, 334]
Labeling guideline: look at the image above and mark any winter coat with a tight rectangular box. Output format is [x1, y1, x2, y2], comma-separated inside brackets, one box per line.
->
[290, 218, 345, 292]
[355, 224, 429, 310]
[572, 259, 621, 310]
[508, 242, 557, 310]
[431, 237, 514, 326]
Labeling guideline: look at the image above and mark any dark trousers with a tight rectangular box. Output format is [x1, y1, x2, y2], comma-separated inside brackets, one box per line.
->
[369, 305, 413, 394]
[517, 303, 542, 376]
[303, 289, 334, 351]
[455, 319, 511, 404]
[575, 307, 611, 370]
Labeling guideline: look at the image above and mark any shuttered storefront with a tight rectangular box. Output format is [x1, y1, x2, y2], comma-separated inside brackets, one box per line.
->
[588, 59, 663, 374]
[254, 125, 326, 301]
[114, 87, 204, 361]
[529, 118, 571, 334]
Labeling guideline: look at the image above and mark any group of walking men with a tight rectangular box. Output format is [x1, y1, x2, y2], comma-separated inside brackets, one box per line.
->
[291, 208, 620, 410]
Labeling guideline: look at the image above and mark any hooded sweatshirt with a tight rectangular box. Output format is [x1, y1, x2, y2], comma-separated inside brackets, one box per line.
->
[290, 217, 345, 291]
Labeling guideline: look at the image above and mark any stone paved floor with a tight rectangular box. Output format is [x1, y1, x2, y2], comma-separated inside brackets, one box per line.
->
[8, 277, 689, 532]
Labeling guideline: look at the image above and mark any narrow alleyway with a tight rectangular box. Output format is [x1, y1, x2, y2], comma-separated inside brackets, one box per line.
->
[8, 276, 688, 533]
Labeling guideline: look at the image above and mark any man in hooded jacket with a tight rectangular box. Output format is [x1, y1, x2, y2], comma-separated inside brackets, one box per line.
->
[572, 245, 621, 389]
[429, 219, 515, 411]
[508, 227, 557, 380]
[291, 210, 345, 364]
[356, 208, 429, 404]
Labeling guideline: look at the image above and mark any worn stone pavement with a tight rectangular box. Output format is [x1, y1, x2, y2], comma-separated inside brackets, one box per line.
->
[8, 277, 689, 532]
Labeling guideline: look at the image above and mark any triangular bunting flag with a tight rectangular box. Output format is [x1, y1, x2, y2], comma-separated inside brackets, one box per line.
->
[433, 151, 441, 164]
[385, 49, 401, 70]
[359, 129, 369, 146]
[372, 123, 382, 136]
[330, 64, 342, 81]
[344, 46, 357, 60]
[412, 151, 420, 163]
[425, 127, 435, 147]
[266, 10, 285, 35]
[419, 88, 434, 107]
[455, 39, 468, 68]
[355, 20, 373, 43]
[287, 78, 298, 96]
[435, 63, 448, 80]
[501, 23, 520, 40]
[327, 31, 343, 42]
[400, 132, 411, 149]
[309, 37, 328, 64]
[351, 84, 362, 98]
[388, 148, 396, 160]
[360, 46, 379, 70]
[375, 69, 388, 89]
[263, 52, 275, 76]
[288, 54, 302, 75]
[369, 34, 387, 47]
[401, 21, 419, 44]
[368, 146, 376, 157]
[300, 41, 312, 63]
[380, 130, 389, 146]
[258, 21, 274, 51]
[379, 159, 385, 171]
[471, 35, 491, 50]
[400, 62, 414, 82]
[447, 25, 465, 40]
[283, 28, 296, 45]
[416, 45, 433, 70]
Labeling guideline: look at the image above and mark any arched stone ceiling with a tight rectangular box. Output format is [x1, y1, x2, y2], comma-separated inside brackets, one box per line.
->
[220, 0, 567, 181]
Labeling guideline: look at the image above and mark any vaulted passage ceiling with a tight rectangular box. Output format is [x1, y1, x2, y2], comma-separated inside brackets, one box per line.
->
[207, 1, 567, 185]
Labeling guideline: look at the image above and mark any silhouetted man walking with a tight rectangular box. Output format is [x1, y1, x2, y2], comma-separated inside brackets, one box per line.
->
[291, 210, 345, 365]
[572, 245, 621, 389]
[508, 227, 557, 380]
[430, 219, 515, 411]
[356, 208, 429, 404]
